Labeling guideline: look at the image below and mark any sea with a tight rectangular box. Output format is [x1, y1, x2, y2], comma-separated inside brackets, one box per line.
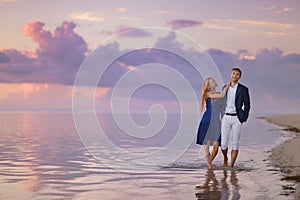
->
[0, 112, 297, 199]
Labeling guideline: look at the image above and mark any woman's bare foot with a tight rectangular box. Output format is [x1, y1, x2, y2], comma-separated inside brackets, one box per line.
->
[207, 161, 213, 169]
[203, 144, 213, 169]
[223, 157, 228, 167]
[205, 154, 213, 169]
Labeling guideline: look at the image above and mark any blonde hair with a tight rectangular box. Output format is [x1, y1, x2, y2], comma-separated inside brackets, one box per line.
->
[200, 77, 213, 111]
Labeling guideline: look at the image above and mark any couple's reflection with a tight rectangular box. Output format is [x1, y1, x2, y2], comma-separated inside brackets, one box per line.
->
[195, 169, 240, 200]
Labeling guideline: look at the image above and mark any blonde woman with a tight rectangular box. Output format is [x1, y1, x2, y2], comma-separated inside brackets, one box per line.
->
[197, 77, 229, 169]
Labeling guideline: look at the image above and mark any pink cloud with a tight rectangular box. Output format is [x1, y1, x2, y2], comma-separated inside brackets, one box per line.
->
[23, 21, 87, 71]
[101, 25, 152, 38]
[167, 19, 202, 30]
[0, 21, 88, 84]
[22, 21, 52, 48]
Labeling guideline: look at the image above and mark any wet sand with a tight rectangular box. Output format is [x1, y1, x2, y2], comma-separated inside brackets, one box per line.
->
[262, 114, 300, 198]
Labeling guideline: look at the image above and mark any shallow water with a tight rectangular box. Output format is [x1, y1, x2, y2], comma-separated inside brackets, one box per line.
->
[0, 112, 297, 199]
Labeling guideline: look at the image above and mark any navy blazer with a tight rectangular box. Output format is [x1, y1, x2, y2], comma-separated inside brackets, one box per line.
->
[223, 83, 250, 123]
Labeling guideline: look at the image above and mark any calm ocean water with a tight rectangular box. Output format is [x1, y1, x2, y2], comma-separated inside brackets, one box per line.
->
[0, 112, 297, 199]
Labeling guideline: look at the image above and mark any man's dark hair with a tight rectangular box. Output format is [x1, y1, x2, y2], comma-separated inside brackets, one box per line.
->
[232, 67, 242, 77]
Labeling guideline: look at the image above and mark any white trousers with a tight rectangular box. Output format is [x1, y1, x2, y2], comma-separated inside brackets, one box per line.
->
[221, 115, 242, 150]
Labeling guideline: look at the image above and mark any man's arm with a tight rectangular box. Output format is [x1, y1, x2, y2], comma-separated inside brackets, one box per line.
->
[220, 95, 226, 119]
[243, 87, 250, 121]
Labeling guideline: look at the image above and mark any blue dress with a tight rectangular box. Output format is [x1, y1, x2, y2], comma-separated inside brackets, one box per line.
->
[196, 98, 224, 146]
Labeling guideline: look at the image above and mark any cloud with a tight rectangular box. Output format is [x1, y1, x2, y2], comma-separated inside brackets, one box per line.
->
[118, 17, 140, 21]
[101, 26, 152, 38]
[227, 19, 296, 29]
[0, 83, 73, 110]
[0, 52, 10, 63]
[206, 47, 300, 113]
[153, 10, 174, 15]
[257, 5, 293, 14]
[88, 31, 204, 104]
[202, 23, 237, 31]
[283, 8, 292, 12]
[0, 21, 88, 84]
[208, 19, 296, 30]
[167, 19, 202, 30]
[258, 5, 276, 11]
[208, 47, 300, 99]
[70, 12, 105, 22]
[117, 8, 127, 12]
[79, 31, 300, 113]
[0, 0, 20, 2]
[203, 18, 298, 38]
[1, 21, 300, 113]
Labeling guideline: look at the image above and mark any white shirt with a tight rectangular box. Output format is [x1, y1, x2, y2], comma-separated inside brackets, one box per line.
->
[225, 83, 238, 113]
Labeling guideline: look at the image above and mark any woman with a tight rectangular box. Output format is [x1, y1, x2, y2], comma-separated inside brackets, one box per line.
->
[197, 77, 229, 169]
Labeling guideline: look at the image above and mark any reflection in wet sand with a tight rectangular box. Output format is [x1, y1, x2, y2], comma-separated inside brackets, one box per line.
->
[195, 169, 240, 200]
[229, 169, 241, 199]
[195, 169, 221, 199]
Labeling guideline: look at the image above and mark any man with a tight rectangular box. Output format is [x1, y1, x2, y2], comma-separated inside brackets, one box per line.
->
[221, 67, 250, 167]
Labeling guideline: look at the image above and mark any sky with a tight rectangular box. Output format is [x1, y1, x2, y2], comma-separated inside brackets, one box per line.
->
[0, 0, 300, 114]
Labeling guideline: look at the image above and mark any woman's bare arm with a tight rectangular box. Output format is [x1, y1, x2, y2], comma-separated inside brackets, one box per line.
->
[208, 82, 230, 99]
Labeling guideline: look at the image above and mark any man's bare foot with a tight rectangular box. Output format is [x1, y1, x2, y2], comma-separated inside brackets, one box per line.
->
[230, 150, 239, 167]
[221, 148, 228, 167]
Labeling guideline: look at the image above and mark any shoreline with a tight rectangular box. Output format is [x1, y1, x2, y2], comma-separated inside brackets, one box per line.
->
[260, 114, 300, 198]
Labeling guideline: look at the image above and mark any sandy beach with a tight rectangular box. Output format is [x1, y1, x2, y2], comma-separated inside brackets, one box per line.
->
[263, 113, 300, 198]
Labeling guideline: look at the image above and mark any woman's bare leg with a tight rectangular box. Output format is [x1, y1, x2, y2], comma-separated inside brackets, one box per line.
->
[210, 141, 219, 162]
[203, 143, 212, 169]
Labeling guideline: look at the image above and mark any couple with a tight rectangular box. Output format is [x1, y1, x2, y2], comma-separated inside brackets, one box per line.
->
[196, 67, 250, 169]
